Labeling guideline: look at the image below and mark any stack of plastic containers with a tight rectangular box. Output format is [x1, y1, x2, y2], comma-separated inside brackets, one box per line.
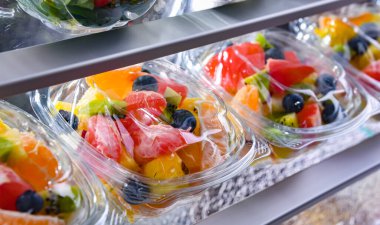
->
[292, 2, 380, 101]
[179, 29, 379, 159]
[31, 59, 268, 222]
[0, 100, 108, 224]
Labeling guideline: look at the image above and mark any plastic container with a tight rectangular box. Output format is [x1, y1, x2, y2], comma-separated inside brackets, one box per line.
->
[0, 100, 108, 225]
[15, 0, 156, 34]
[291, 4, 380, 101]
[30, 59, 269, 221]
[180, 29, 377, 150]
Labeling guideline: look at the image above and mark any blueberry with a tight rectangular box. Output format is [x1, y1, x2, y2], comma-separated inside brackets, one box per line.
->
[360, 23, 380, 40]
[16, 190, 44, 214]
[59, 110, 79, 130]
[348, 36, 369, 55]
[122, 179, 150, 205]
[316, 74, 336, 95]
[132, 75, 158, 92]
[282, 93, 304, 113]
[322, 103, 339, 124]
[265, 47, 284, 62]
[171, 109, 197, 132]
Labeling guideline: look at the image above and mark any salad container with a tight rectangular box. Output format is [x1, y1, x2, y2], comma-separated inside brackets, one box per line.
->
[16, 0, 156, 34]
[30, 59, 269, 221]
[291, 2, 380, 101]
[180, 29, 377, 152]
[0, 100, 108, 225]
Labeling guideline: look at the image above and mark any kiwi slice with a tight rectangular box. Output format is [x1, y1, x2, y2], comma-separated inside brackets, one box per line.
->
[276, 113, 299, 128]
[164, 87, 182, 106]
[244, 71, 270, 102]
[0, 137, 13, 162]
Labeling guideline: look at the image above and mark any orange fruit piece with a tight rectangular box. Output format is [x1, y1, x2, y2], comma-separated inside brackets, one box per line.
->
[317, 17, 355, 46]
[177, 142, 202, 173]
[0, 209, 64, 225]
[85, 65, 144, 100]
[10, 133, 58, 191]
[349, 12, 375, 26]
[233, 85, 259, 112]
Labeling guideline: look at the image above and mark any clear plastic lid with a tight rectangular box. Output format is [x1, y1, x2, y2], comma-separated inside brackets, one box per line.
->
[16, 0, 156, 34]
[31, 59, 269, 220]
[180, 29, 375, 149]
[0, 100, 108, 225]
[291, 3, 380, 101]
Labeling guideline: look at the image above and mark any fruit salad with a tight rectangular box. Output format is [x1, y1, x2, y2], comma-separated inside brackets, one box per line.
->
[313, 15, 380, 82]
[34, 60, 257, 219]
[0, 101, 107, 225]
[17, 0, 156, 33]
[182, 30, 370, 148]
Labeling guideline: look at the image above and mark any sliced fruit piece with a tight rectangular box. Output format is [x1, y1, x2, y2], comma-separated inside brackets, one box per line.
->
[316, 17, 356, 47]
[142, 153, 185, 180]
[0, 165, 32, 211]
[125, 91, 167, 116]
[233, 85, 260, 112]
[10, 133, 59, 191]
[85, 66, 143, 100]
[301, 72, 318, 86]
[284, 50, 301, 63]
[267, 59, 315, 87]
[0, 137, 14, 162]
[351, 52, 372, 70]
[349, 12, 375, 26]
[85, 115, 122, 162]
[363, 59, 380, 81]
[177, 142, 202, 173]
[75, 87, 105, 112]
[77, 99, 126, 116]
[119, 147, 140, 172]
[154, 76, 188, 105]
[131, 124, 188, 162]
[244, 71, 270, 102]
[296, 102, 322, 128]
[255, 33, 273, 50]
[0, 209, 64, 225]
[164, 87, 182, 107]
[205, 42, 265, 94]
[276, 113, 299, 128]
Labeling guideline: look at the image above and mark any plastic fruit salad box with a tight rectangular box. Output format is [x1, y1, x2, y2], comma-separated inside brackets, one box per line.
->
[179, 29, 378, 159]
[292, 2, 380, 102]
[15, 0, 156, 34]
[0, 100, 108, 225]
[30, 59, 268, 222]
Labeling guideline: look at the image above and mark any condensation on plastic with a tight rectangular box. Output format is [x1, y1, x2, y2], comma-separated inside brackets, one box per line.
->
[30, 59, 270, 220]
[179, 29, 378, 149]
[0, 100, 109, 225]
[15, 0, 156, 34]
[291, 3, 380, 101]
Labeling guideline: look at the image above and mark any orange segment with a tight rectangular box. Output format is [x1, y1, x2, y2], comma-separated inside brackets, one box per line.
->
[349, 12, 375, 26]
[85, 66, 144, 100]
[0, 209, 64, 225]
[316, 17, 355, 46]
[177, 142, 202, 173]
[233, 85, 259, 112]
[10, 133, 59, 191]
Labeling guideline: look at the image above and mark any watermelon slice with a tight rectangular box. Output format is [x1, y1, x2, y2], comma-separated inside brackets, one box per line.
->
[267, 59, 315, 87]
[284, 50, 301, 63]
[296, 102, 322, 128]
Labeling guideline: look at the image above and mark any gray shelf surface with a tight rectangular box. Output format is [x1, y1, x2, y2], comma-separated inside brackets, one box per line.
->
[0, 0, 364, 98]
[196, 134, 380, 225]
